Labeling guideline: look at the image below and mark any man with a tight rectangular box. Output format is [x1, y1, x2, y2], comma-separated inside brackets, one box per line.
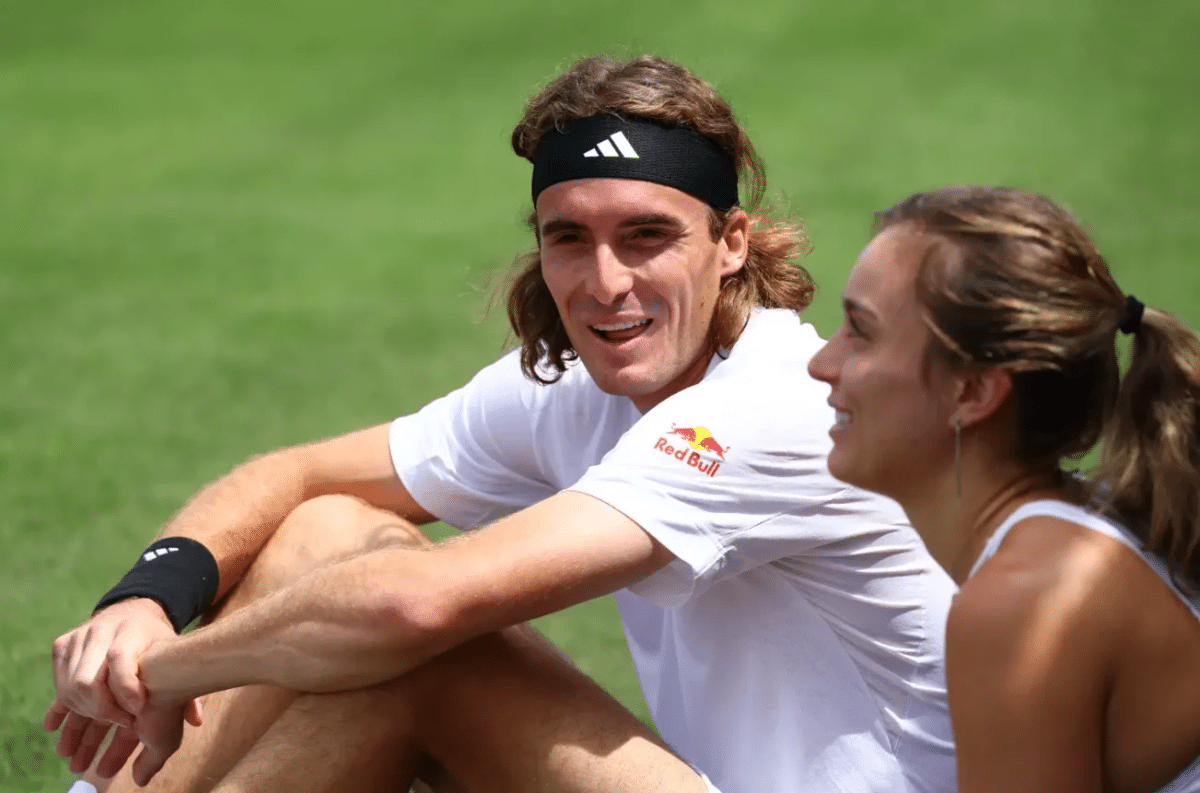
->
[48, 55, 957, 793]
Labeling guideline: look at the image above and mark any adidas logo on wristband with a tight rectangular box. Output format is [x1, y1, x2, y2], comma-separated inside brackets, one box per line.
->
[142, 546, 180, 563]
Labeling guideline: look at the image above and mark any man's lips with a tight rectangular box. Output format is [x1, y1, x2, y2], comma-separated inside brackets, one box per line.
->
[590, 318, 652, 342]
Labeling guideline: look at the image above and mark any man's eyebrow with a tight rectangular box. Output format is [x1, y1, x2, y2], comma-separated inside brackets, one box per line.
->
[539, 218, 586, 236]
[617, 213, 684, 230]
[539, 213, 686, 236]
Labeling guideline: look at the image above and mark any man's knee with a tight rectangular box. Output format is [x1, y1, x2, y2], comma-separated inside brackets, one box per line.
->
[280, 493, 429, 557]
[215, 494, 431, 611]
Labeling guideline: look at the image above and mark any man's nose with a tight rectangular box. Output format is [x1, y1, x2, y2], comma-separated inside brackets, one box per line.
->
[585, 244, 634, 305]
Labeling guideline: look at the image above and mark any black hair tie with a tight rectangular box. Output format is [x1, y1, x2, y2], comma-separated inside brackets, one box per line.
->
[1118, 295, 1144, 336]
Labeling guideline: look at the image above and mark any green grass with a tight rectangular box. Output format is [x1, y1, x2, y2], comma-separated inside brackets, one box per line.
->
[3, 0, 1198, 789]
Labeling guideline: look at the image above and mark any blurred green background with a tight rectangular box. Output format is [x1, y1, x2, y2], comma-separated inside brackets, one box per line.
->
[3, 0, 1197, 789]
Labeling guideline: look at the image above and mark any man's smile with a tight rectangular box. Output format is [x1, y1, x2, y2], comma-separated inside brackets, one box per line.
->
[589, 318, 653, 342]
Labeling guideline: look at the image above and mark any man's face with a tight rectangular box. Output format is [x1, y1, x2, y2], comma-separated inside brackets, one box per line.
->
[536, 178, 747, 413]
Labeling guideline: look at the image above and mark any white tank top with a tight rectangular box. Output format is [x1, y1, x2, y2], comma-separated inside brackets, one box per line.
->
[970, 499, 1200, 793]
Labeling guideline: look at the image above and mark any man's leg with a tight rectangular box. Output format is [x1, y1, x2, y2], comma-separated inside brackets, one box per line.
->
[210, 624, 705, 793]
[105, 494, 432, 793]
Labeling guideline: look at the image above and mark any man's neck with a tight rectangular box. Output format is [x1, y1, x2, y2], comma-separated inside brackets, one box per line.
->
[630, 348, 718, 414]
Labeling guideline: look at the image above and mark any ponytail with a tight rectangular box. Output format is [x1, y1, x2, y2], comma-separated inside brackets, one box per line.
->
[1094, 306, 1200, 588]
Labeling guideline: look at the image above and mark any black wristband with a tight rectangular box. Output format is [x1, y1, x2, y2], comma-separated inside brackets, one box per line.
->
[95, 537, 221, 633]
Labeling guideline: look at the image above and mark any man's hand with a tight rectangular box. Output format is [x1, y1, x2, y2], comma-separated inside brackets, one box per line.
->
[50, 598, 176, 723]
[47, 598, 205, 783]
[44, 695, 203, 784]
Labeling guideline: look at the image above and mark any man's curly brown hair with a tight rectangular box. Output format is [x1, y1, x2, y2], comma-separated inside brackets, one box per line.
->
[503, 54, 814, 383]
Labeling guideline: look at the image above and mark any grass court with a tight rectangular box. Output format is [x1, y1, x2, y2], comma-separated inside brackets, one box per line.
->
[2, 0, 1197, 788]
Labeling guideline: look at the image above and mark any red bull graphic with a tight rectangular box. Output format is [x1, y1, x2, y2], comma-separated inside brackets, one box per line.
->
[654, 424, 726, 477]
[667, 426, 698, 443]
[697, 435, 725, 458]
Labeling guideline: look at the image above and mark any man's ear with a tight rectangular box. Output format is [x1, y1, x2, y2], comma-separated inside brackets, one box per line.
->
[953, 367, 1012, 430]
[719, 209, 750, 277]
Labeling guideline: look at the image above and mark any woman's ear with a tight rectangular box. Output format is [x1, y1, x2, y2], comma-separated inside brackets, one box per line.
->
[952, 367, 1012, 430]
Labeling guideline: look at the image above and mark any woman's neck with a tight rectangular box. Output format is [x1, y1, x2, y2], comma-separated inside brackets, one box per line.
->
[901, 457, 1069, 585]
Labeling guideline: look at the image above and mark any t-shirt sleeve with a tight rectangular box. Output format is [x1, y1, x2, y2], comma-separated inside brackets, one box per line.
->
[389, 351, 558, 529]
[568, 371, 880, 607]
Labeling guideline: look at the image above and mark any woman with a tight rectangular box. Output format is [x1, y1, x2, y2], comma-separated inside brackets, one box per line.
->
[807, 185, 1200, 793]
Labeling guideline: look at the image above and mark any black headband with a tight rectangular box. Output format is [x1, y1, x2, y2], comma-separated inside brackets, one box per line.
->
[531, 114, 739, 210]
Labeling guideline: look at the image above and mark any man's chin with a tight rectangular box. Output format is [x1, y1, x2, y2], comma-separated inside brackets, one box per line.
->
[589, 373, 658, 399]
[578, 361, 661, 397]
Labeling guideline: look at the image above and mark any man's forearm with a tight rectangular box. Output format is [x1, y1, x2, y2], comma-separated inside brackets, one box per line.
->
[138, 545, 457, 703]
[136, 491, 671, 705]
[151, 450, 310, 599]
[141, 423, 416, 603]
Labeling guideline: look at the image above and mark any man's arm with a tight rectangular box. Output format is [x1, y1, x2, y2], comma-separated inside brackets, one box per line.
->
[138, 491, 674, 703]
[144, 422, 434, 596]
[50, 422, 427, 723]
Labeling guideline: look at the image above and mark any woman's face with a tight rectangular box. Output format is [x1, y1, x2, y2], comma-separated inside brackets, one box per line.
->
[807, 225, 961, 502]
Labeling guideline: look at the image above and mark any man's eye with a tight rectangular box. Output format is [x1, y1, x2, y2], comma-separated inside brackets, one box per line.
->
[629, 227, 670, 242]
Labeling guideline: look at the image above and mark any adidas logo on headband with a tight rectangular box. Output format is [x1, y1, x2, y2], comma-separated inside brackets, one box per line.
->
[582, 131, 640, 159]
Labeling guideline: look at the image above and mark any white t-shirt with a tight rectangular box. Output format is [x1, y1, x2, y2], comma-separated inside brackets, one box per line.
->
[390, 309, 957, 793]
[970, 500, 1200, 793]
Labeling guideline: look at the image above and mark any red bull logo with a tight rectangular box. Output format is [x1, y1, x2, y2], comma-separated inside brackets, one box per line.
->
[655, 424, 726, 476]
[667, 426, 698, 443]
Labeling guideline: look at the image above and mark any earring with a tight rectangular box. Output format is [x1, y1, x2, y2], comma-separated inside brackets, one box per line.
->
[955, 416, 963, 501]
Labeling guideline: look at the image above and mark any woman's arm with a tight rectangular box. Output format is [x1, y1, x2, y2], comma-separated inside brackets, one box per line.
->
[947, 532, 1114, 793]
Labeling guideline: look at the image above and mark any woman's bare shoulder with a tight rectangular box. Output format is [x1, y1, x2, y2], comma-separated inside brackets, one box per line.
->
[951, 514, 1147, 679]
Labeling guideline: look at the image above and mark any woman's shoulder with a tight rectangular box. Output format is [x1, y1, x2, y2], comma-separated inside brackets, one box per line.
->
[952, 513, 1160, 673]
